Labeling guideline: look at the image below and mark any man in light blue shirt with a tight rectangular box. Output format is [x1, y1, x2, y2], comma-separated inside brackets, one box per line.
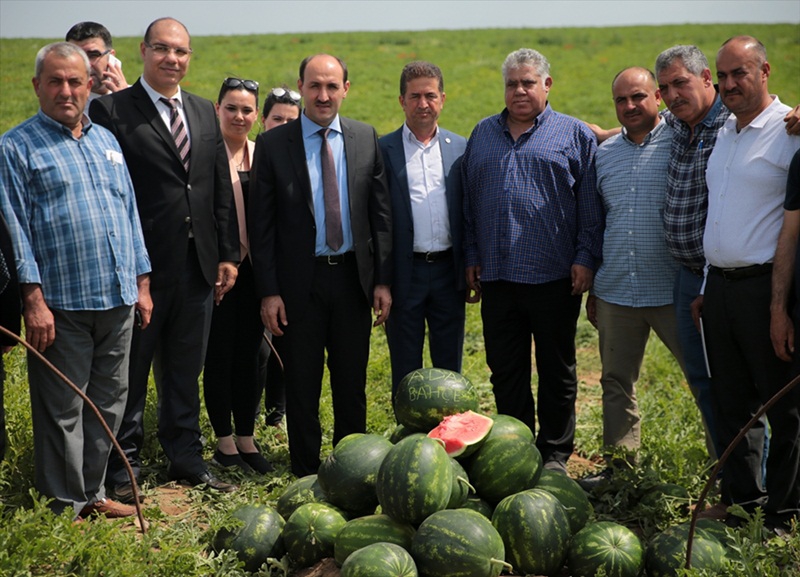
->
[580, 67, 687, 490]
[0, 42, 150, 520]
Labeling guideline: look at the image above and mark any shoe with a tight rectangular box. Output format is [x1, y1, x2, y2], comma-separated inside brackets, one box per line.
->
[577, 468, 613, 492]
[697, 502, 728, 520]
[212, 449, 253, 473]
[173, 469, 238, 493]
[265, 410, 284, 427]
[543, 459, 568, 475]
[79, 498, 137, 519]
[108, 482, 145, 505]
[239, 451, 275, 474]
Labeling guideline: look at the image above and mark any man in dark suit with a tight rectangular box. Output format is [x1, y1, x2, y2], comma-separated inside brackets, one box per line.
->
[0, 213, 21, 463]
[379, 61, 470, 402]
[249, 54, 392, 477]
[91, 17, 239, 498]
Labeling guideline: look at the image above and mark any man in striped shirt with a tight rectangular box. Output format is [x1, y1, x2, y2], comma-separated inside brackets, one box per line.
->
[462, 48, 602, 475]
[0, 42, 151, 521]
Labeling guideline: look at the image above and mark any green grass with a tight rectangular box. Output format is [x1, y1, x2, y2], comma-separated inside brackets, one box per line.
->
[1, 23, 799, 576]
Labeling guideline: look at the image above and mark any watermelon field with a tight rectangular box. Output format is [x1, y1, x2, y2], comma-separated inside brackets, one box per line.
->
[1, 22, 799, 577]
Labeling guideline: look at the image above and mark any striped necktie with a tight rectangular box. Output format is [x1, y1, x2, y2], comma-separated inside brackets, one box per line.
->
[319, 128, 343, 251]
[160, 97, 191, 172]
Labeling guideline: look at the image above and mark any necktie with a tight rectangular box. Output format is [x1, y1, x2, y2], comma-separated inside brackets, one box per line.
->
[319, 128, 343, 251]
[160, 97, 191, 172]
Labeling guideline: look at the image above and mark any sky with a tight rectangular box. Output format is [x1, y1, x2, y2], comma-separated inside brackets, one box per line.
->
[1, 0, 798, 38]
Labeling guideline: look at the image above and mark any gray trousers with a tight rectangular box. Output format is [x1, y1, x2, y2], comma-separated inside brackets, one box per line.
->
[28, 306, 133, 518]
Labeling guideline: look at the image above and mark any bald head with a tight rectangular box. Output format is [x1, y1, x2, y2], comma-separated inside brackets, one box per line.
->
[716, 35, 771, 128]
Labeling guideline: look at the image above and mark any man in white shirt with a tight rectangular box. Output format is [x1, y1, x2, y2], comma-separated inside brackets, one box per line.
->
[695, 35, 800, 534]
[379, 62, 468, 401]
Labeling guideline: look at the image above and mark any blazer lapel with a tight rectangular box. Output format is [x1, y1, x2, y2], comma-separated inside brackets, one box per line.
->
[182, 94, 203, 177]
[341, 118, 357, 213]
[287, 120, 315, 216]
[385, 129, 412, 220]
[131, 81, 181, 163]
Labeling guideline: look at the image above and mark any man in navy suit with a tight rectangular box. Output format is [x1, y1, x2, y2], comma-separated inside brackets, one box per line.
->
[249, 54, 392, 476]
[379, 62, 469, 401]
[91, 18, 240, 498]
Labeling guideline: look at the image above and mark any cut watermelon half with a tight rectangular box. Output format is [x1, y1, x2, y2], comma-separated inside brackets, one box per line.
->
[427, 410, 494, 457]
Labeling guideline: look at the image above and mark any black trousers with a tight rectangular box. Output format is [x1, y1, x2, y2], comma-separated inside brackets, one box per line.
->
[480, 278, 581, 464]
[277, 256, 372, 476]
[704, 270, 799, 525]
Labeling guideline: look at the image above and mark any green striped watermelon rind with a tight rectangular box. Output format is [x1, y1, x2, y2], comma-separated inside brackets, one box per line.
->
[276, 474, 328, 520]
[446, 458, 474, 509]
[282, 502, 348, 569]
[394, 368, 480, 432]
[317, 433, 394, 515]
[491, 488, 572, 576]
[340, 542, 419, 577]
[645, 521, 728, 577]
[466, 434, 543, 505]
[535, 468, 594, 535]
[567, 520, 643, 577]
[460, 495, 494, 519]
[376, 434, 454, 525]
[334, 514, 416, 566]
[411, 508, 512, 577]
[211, 504, 285, 573]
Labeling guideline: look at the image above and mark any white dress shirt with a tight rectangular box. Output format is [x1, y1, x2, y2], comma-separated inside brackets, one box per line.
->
[402, 123, 451, 253]
[704, 96, 800, 268]
[140, 76, 192, 146]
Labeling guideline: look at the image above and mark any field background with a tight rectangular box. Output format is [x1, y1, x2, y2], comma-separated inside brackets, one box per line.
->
[0, 23, 798, 576]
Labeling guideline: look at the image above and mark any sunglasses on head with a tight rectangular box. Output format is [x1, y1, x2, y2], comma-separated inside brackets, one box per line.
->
[270, 87, 301, 102]
[223, 77, 259, 93]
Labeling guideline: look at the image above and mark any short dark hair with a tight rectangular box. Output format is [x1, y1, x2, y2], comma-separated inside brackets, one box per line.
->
[65, 21, 113, 48]
[299, 54, 348, 84]
[399, 61, 444, 96]
[144, 17, 191, 46]
[262, 85, 301, 118]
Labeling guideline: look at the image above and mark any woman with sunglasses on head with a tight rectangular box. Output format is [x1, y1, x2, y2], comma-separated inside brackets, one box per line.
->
[257, 86, 302, 429]
[203, 77, 273, 474]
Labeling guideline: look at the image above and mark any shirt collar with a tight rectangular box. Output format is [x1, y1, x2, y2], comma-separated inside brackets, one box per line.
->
[499, 102, 552, 130]
[37, 108, 92, 138]
[140, 76, 184, 107]
[699, 94, 724, 128]
[301, 111, 342, 140]
[402, 122, 439, 146]
[621, 116, 666, 145]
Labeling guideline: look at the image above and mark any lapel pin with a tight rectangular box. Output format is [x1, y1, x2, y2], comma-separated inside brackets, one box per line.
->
[445, 137, 451, 143]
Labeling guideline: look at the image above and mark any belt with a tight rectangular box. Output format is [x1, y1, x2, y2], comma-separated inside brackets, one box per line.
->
[687, 266, 705, 277]
[315, 252, 352, 265]
[413, 248, 452, 263]
[708, 263, 772, 281]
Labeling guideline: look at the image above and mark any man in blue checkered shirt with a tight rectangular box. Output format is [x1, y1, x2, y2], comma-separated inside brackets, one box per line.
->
[462, 47, 603, 475]
[0, 42, 151, 521]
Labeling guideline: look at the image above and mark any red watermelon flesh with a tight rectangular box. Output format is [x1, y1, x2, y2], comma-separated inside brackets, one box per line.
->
[428, 410, 494, 457]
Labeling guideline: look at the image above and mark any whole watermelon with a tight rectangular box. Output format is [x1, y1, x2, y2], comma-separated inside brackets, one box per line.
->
[283, 502, 347, 569]
[466, 433, 543, 504]
[645, 521, 727, 577]
[535, 468, 593, 534]
[491, 488, 572, 576]
[411, 509, 511, 577]
[567, 521, 643, 577]
[446, 458, 474, 509]
[376, 434, 453, 525]
[276, 474, 327, 520]
[318, 433, 393, 516]
[212, 504, 285, 572]
[390, 423, 416, 444]
[334, 514, 416, 566]
[394, 368, 479, 432]
[461, 496, 494, 519]
[341, 542, 418, 577]
[489, 414, 534, 443]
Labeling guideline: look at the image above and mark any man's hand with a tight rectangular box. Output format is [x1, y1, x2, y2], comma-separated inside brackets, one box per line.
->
[215, 262, 239, 304]
[466, 265, 482, 304]
[261, 295, 287, 336]
[585, 294, 598, 329]
[771, 309, 795, 362]
[571, 264, 593, 295]
[135, 274, 153, 329]
[373, 284, 392, 326]
[690, 295, 704, 332]
[785, 104, 800, 135]
[21, 284, 55, 352]
[584, 123, 621, 144]
[102, 58, 129, 93]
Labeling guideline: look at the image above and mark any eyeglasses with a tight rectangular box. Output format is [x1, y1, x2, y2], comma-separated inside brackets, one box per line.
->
[144, 42, 193, 59]
[223, 77, 259, 94]
[84, 48, 111, 61]
[270, 87, 301, 103]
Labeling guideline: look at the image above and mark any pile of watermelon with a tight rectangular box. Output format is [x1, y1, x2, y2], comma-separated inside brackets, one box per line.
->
[210, 368, 731, 576]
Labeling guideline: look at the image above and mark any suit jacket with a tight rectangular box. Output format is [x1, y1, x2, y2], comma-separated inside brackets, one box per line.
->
[379, 126, 467, 306]
[90, 80, 238, 289]
[0, 212, 20, 346]
[249, 116, 392, 321]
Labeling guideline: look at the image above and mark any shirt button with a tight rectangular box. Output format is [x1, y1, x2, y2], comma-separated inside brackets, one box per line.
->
[185, 216, 191, 223]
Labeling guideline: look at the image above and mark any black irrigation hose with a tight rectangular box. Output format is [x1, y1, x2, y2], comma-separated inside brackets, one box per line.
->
[686, 371, 800, 569]
[0, 324, 147, 534]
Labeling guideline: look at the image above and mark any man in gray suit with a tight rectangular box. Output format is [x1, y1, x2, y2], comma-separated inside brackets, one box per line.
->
[379, 61, 469, 401]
